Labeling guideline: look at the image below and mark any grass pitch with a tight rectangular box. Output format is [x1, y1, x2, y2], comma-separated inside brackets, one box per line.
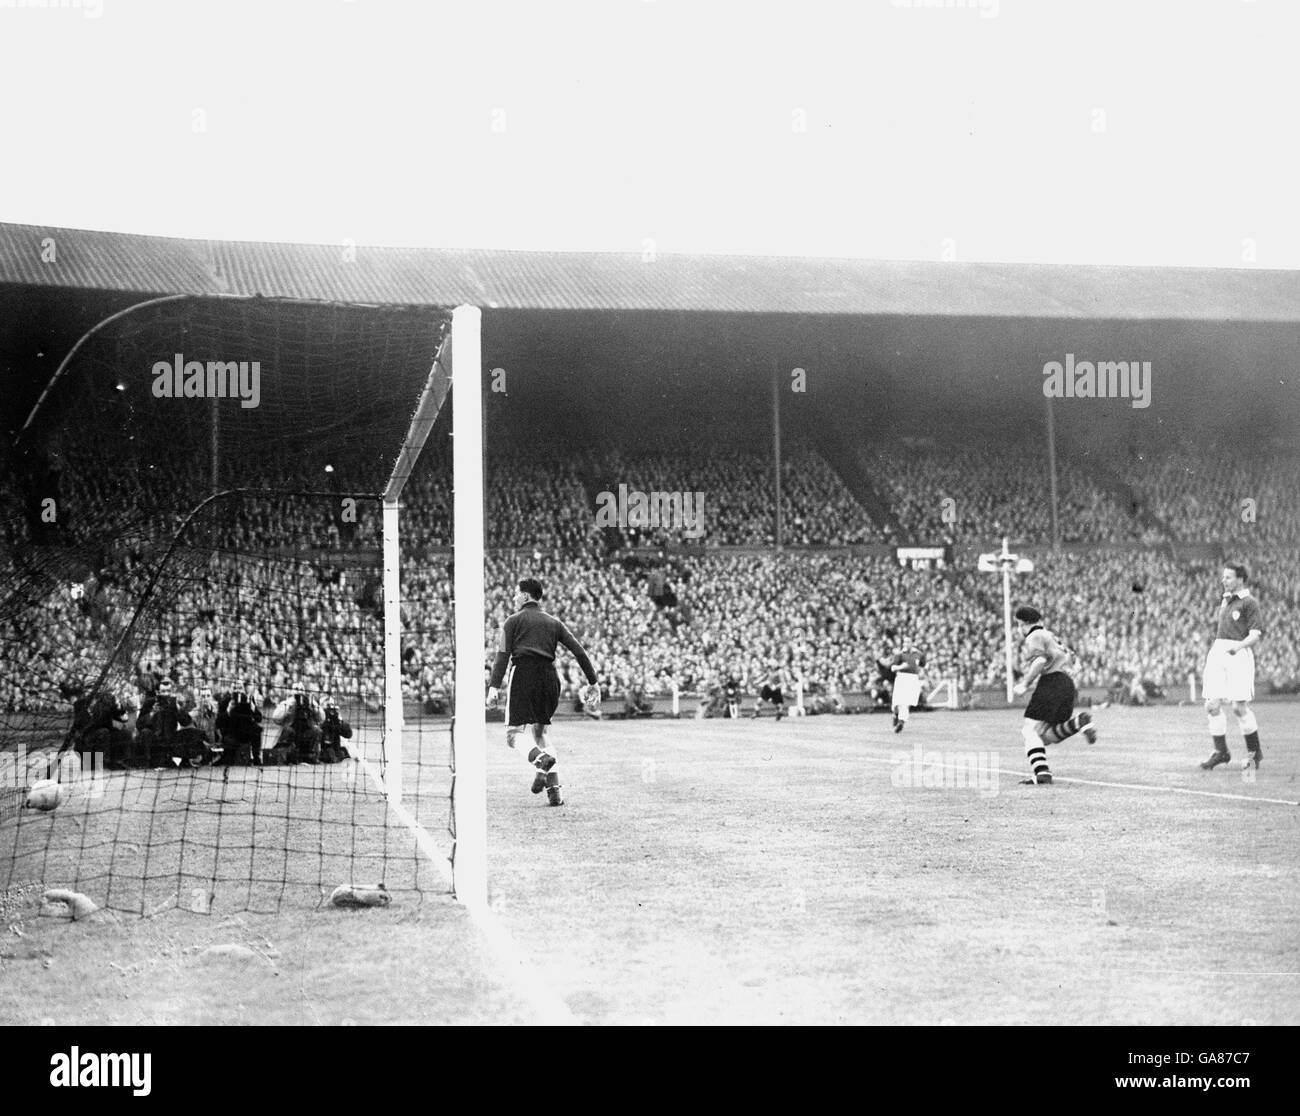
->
[482, 703, 1299, 1025]
[3, 704, 1297, 1025]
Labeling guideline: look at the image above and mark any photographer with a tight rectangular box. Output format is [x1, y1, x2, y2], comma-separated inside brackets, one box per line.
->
[319, 697, 353, 763]
[136, 676, 196, 767]
[216, 682, 264, 766]
[269, 682, 323, 764]
[70, 686, 134, 769]
[182, 686, 221, 765]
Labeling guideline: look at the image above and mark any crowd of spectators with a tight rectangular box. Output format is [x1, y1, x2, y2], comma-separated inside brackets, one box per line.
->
[584, 438, 884, 548]
[866, 434, 1157, 545]
[1118, 437, 1300, 546]
[7, 424, 1300, 720]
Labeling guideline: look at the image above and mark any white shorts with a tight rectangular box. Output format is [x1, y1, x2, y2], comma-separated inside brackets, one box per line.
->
[892, 671, 922, 711]
[1202, 640, 1255, 703]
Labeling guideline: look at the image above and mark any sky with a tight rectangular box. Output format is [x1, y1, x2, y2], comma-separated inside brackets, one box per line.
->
[1, 0, 1296, 268]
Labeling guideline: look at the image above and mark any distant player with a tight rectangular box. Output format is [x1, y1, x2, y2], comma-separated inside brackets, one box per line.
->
[1011, 606, 1097, 785]
[486, 578, 599, 807]
[1200, 563, 1264, 772]
[722, 665, 743, 717]
[889, 645, 925, 733]
[753, 666, 788, 720]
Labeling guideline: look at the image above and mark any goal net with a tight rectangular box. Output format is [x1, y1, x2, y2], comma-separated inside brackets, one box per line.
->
[1, 294, 458, 914]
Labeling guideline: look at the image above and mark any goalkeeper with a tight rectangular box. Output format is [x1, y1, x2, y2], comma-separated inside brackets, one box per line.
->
[486, 577, 599, 807]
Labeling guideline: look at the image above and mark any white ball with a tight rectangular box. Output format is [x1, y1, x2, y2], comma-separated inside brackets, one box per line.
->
[25, 779, 68, 812]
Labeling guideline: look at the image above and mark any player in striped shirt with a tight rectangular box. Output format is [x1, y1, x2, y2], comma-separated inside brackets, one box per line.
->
[1200, 563, 1264, 772]
[1011, 606, 1098, 785]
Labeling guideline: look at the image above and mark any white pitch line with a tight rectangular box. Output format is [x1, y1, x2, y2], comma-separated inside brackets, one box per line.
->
[356, 755, 577, 1027]
[1044, 772, 1298, 806]
[1100, 969, 1300, 977]
[847, 752, 1299, 807]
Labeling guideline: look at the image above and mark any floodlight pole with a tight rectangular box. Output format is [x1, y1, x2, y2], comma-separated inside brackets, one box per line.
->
[981, 536, 1026, 704]
[1045, 394, 1060, 552]
[772, 364, 783, 550]
[1001, 537, 1015, 703]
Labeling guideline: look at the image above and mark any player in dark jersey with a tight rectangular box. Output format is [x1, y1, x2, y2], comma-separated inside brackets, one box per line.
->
[722, 671, 743, 719]
[1011, 606, 1097, 785]
[486, 578, 598, 807]
[888, 646, 925, 733]
[753, 666, 788, 720]
[1200, 563, 1265, 771]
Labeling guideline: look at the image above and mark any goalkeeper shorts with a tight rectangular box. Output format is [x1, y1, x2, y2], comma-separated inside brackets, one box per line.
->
[506, 656, 561, 726]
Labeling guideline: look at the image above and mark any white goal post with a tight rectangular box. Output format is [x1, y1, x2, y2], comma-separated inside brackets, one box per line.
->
[376, 305, 486, 907]
[451, 306, 488, 908]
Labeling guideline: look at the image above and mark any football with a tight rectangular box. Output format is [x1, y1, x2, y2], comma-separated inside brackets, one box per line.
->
[25, 779, 68, 812]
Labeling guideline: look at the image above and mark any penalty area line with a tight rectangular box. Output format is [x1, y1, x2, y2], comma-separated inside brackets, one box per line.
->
[1046, 772, 1298, 806]
[849, 752, 1298, 807]
[356, 755, 576, 1026]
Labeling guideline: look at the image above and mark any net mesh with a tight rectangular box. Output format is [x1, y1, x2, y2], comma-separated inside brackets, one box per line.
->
[1, 295, 455, 913]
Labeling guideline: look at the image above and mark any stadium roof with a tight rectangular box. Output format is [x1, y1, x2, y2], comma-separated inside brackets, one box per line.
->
[2, 221, 1300, 321]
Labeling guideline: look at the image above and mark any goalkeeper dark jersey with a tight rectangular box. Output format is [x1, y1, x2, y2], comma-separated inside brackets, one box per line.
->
[489, 601, 597, 689]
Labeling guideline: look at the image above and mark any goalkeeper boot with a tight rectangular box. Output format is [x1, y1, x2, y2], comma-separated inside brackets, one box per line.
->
[530, 770, 547, 795]
[545, 772, 563, 807]
[527, 746, 556, 773]
[1200, 748, 1231, 770]
[1019, 773, 1053, 785]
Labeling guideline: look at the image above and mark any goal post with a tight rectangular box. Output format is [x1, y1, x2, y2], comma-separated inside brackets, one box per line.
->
[451, 305, 488, 909]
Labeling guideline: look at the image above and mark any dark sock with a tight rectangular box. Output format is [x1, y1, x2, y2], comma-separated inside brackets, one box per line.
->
[1244, 731, 1261, 753]
[1213, 735, 1228, 754]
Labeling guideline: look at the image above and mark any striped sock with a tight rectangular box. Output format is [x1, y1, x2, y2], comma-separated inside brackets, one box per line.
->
[1022, 724, 1050, 781]
[1045, 713, 1087, 743]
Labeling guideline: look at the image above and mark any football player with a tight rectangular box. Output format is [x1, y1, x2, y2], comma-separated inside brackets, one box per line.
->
[1012, 606, 1098, 785]
[1200, 564, 1265, 771]
[486, 578, 599, 807]
[889, 645, 926, 733]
